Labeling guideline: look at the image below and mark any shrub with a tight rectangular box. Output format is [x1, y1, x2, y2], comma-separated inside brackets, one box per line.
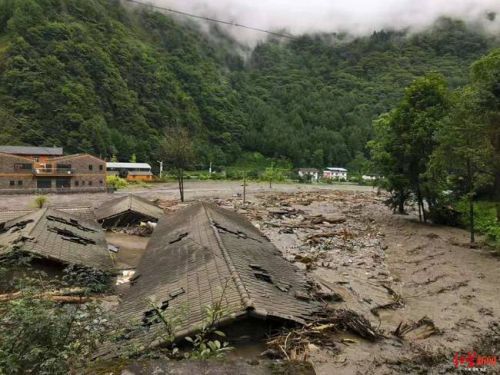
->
[34, 195, 47, 208]
[428, 205, 462, 226]
[456, 200, 500, 247]
[0, 291, 110, 374]
[106, 175, 127, 189]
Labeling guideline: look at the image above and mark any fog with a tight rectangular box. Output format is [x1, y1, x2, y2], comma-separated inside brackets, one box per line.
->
[146, 0, 500, 43]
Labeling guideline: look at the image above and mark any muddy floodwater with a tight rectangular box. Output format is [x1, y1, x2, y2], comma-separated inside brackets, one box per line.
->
[2, 182, 497, 374]
[105, 232, 149, 270]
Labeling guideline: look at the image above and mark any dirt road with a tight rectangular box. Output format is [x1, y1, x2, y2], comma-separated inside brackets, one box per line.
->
[0, 180, 372, 211]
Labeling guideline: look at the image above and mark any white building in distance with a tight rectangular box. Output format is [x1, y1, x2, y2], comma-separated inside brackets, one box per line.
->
[323, 167, 347, 180]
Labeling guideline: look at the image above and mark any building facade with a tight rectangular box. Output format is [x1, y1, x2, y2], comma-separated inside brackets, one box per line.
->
[0, 147, 106, 192]
[106, 162, 153, 181]
[297, 168, 320, 182]
[323, 167, 348, 180]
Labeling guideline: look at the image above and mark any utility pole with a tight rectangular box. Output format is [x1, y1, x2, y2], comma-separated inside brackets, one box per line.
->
[269, 162, 274, 189]
[157, 160, 163, 177]
[209, 161, 212, 174]
[242, 170, 247, 204]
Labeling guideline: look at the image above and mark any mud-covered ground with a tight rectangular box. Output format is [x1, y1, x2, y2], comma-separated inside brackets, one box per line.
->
[2, 182, 498, 374]
[225, 190, 499, 375]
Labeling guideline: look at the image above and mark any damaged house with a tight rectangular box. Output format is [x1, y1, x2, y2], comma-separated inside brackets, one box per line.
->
[98, 202, 319, 357]
[95, 194, 163, 228]
[0, 208, 114, 272]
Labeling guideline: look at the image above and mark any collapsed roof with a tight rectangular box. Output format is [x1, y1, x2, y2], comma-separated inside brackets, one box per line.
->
[0, 210, 34, 224]
[0, 207, 96, 225]
[102, 202, 319, 354]
[0, 208, 113, 271]
[95, 195, 163, 228]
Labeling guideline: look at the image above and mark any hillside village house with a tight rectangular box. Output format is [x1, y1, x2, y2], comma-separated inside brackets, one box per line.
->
[106, 162, 153, 182]
[297, 168, 320, 182]
[0, 146, 106, 192]
[323, 167, 348, 180]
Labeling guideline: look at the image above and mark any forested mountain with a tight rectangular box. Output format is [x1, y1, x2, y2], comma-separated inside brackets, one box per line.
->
[0, 0, 497, 167]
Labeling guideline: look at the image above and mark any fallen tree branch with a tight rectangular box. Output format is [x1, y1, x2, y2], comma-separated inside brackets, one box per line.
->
[0, 288, 95, 303]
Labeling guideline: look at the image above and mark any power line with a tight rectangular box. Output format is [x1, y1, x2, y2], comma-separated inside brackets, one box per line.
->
[124, 0, 296, 39]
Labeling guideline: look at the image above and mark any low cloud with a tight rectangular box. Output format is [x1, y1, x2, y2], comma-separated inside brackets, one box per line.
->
[146, 0, 500, 43]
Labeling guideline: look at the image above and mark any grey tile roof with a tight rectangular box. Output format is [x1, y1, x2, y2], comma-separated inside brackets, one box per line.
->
[0, 210, 34, 224]
[0, 208, 113, 271]
[95, 195, 163, 225]
[0, 145, 63, 155]
[104, 202, 319, 354]
[0, 207, 96, 224]
[53, 207, 96, 222]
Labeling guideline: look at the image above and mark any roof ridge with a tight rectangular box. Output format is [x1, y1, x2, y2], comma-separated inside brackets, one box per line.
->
[202, 202, 254, 311]
[25, 207, 47, 238]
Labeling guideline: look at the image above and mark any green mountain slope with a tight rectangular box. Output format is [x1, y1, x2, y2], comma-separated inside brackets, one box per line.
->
[0, 0, 496, 167]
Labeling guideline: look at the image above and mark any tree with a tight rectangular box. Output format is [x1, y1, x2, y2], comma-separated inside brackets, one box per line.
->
[369, 112, 411, 214]
[431, 87, 494, 242]
[369, 74, 449, 220]
[129, 153, 137, 163]
[160, 128, 195, 202]
[470, 49, 500, 221]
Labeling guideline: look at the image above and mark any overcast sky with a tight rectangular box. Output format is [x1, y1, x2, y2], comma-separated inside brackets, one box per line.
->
[149, 0, 500, 43]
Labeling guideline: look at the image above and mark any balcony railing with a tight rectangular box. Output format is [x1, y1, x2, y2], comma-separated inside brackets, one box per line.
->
[33, 168, 75, 175]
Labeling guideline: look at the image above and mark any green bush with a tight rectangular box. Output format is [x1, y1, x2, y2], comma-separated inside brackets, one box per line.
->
[0, 291, 110, 374]
[34, 195, 47, 208]
[457, 200, 500, 247]
[106, 175, 127, 189]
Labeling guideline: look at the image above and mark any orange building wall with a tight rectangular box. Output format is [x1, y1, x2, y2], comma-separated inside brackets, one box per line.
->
[126, 174, 153, 182]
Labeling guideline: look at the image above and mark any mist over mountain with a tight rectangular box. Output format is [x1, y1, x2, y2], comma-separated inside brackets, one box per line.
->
[148, 0, 500, 43]
[0, 0, 498, 168]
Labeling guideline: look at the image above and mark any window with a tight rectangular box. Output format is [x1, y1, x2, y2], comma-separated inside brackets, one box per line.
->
[82, 181, 85, 186]
[88, 164, 93, 171]
[9, 181, 15, 186]
[17, 180, 22, 186]
[75, 181, 79, 187]
[56, 178, 70, 189]
[56, 164, 71, 169]
[88, 181, 92, 186]
[14, 163, 33, 170]
[99, 180, 103, 185]
[99, 165, 103, 171]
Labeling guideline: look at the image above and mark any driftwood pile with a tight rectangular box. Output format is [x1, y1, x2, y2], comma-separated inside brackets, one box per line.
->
[393, 316, 439, 340]
[264, 309, 382, 361]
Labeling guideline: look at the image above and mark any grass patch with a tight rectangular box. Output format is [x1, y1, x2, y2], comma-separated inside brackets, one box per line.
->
[457, 200, 500, 248]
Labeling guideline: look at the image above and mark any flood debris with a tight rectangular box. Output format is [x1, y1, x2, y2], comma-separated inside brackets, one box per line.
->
[265, 309, 382, 361]
[0, 208, 113, 271]
[393, 316, 439, 340]
[96, 202, 320, 359]
[95, 194, 164, 229]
